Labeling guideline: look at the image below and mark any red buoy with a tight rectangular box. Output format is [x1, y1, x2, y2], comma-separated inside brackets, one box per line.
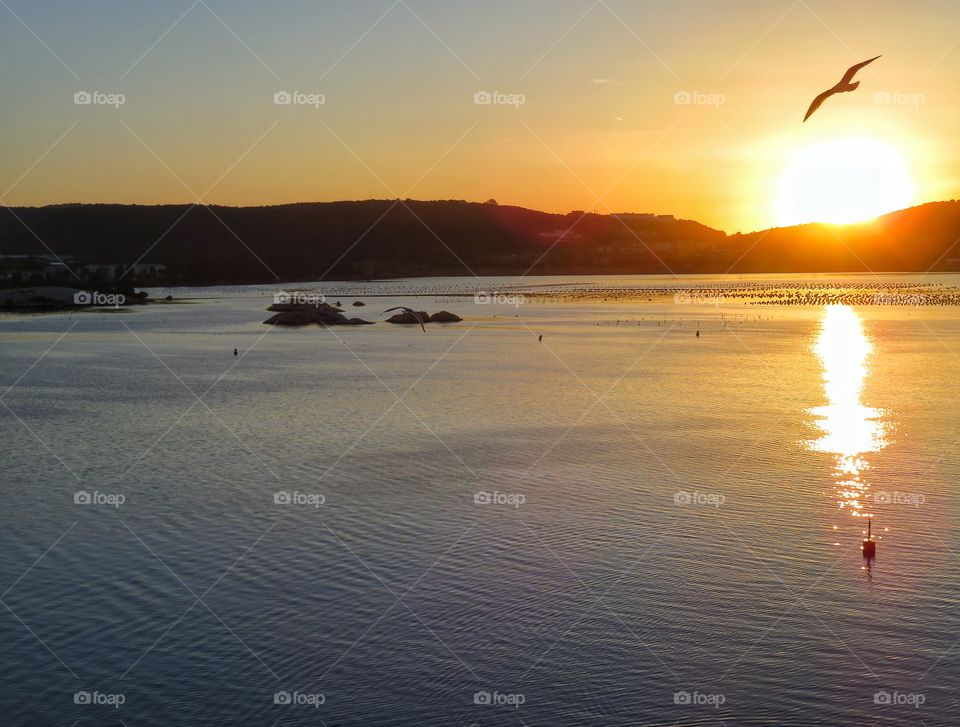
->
[862, 518, 876, 558]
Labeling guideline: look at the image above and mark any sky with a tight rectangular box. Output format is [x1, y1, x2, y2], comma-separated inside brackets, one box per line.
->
[2, 0, 960, 232]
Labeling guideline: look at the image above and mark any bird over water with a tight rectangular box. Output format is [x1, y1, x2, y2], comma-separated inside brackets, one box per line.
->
[803, 55, 881, 122]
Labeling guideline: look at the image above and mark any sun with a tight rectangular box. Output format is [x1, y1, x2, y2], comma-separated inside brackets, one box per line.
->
[775, 137, 914, 227]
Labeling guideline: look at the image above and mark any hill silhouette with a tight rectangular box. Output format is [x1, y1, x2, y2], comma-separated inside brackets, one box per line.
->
[1, 199, 959, 285]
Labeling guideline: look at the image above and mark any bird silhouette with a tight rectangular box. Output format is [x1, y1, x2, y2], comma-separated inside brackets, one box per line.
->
[803, 55, 881, 122]
[384, 307, 426, 333]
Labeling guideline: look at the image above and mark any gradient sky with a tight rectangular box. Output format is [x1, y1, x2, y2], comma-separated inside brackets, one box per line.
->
[2, 0, 960, 232]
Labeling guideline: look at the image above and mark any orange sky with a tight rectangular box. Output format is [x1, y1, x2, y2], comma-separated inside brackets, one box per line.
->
[2, 0, 960, 232]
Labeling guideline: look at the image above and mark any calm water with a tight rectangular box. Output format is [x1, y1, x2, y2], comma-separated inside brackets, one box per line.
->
[1, 274, 959, 725]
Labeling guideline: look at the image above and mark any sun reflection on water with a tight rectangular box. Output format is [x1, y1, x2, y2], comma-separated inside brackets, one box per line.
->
[809, 305, 886, 519]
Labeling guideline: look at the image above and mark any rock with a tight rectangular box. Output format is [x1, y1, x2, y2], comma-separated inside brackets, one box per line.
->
[352, 301, 365, 306]
[263, 301, 371, 326]
[263, 311, 316, 326]
[386, 311, 430, 325]
[429, 310, 462, 323]
[267, 302, 342, 313]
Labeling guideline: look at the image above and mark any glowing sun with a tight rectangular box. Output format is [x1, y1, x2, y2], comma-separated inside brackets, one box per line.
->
[775, 137, 913, 227]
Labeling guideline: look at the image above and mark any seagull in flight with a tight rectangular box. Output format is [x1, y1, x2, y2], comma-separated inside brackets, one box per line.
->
[384, 307, 427, 333]
[803, 55, 881, 122]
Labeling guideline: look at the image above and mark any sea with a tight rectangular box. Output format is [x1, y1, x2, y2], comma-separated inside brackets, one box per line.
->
[1, 273, 958, 725]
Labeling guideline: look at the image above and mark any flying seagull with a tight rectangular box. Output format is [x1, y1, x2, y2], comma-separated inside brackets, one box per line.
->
[384, 307, 426, 333]
[803, 55, 881, 122]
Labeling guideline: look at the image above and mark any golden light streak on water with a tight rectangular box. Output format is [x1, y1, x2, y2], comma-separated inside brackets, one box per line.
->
[809, 305, 887, 521]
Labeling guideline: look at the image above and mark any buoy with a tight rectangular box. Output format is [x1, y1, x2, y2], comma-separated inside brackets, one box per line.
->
[862, 518, 876, 558]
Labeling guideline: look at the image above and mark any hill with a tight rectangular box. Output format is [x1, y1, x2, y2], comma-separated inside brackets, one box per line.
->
[1, 199, 959, 285]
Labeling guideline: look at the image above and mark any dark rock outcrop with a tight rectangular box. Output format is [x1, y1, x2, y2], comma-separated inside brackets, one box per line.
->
[386, 310, 430, 325]
[429, 310, 462, 323]
[263, 301, 371, 326]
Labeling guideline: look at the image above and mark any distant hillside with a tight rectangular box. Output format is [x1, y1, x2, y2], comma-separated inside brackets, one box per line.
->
[727, 201, 960, 272]
[1, 199, 959, 285]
